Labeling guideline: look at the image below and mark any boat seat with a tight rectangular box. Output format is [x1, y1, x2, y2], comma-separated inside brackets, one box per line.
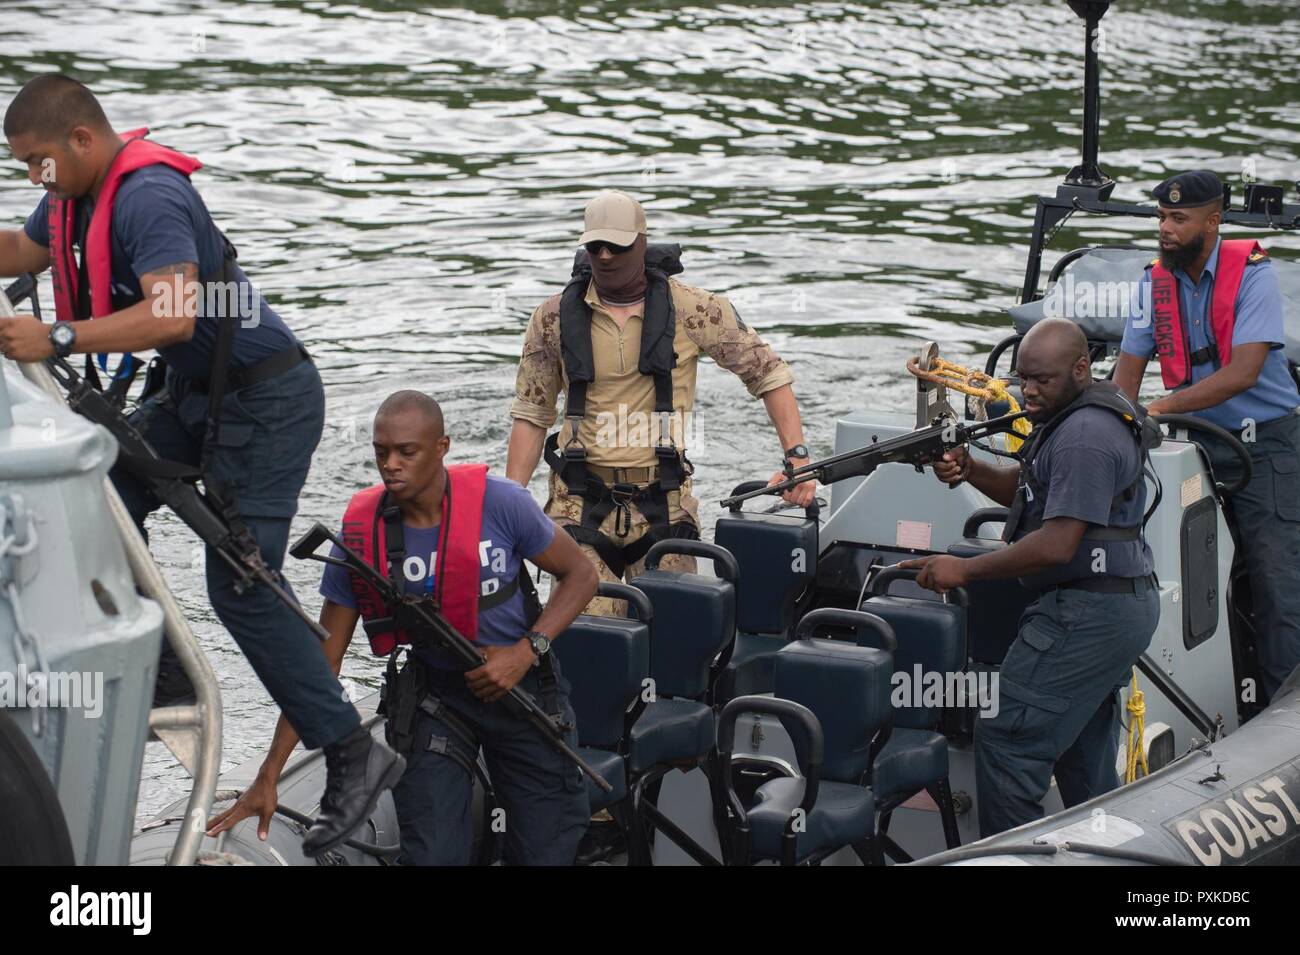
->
[625, 540, 742, 865]
[717, 610, 896, 865]
[630, 541, 739, 703]
[948, 508, 1034, 665]
[711, 490, 820, 701]
[714, 489, 818, 637]
[551, 582, 652, 816]
[858, 567, 965, 856]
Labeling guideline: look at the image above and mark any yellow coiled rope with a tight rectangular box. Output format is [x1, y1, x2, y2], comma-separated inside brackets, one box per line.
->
[1125, 667, 1147, 783]
[905, 357, 1033, 452]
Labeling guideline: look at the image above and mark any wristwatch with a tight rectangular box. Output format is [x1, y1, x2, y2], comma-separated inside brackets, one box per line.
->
[49, 321, 76, 359]
[524, 630, 551, 665]
[783, 444, 810, 470]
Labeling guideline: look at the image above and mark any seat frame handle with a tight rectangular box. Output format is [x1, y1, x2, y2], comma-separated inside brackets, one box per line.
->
[794, 606, 898, 655]
[644, 538, 740, 582]
[867, 566, 968, 608]
[717, 695, 824, 864]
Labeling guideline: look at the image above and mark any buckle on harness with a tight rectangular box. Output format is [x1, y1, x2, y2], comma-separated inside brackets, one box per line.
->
[656, 410, 677, 449]
[562, 415, 587, 462]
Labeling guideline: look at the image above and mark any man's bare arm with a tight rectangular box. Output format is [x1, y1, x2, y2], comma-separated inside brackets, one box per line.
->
[0, 229, 50, 277]
[1113, 351, 1149, 405]
[506, 418, 548, 486]
[526, 528, 600, 640]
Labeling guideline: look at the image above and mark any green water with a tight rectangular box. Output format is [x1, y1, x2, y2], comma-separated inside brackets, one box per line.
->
[1, 0, 1296, 819]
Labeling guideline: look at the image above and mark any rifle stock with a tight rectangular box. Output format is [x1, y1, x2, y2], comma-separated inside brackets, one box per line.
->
[292, 522, 613, 793]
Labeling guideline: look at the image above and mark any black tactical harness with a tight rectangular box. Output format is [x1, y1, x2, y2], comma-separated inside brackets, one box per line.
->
[542, 243, 701, 577]
[1002, 380, 1162, 544]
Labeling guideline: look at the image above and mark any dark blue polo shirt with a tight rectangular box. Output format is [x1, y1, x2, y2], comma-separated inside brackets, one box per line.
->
[24, 164, 297, 380]
[1017, 405, 1155, 590]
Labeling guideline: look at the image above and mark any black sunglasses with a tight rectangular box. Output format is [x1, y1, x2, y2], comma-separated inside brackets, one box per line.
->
[584, 240, 634, 257]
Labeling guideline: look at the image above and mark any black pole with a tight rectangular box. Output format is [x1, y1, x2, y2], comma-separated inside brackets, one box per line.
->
[1079, 4, 1103, 180]
[1060, 1, 1115, 200]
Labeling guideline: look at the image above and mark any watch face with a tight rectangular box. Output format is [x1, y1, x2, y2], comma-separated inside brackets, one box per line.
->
[52, 323, 75, 347]
[531, 633, 550, 654]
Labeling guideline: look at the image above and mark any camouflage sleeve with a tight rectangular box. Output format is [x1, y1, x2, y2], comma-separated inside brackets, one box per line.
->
[681, 291, 795, 398]
[509, 297, 563, 429]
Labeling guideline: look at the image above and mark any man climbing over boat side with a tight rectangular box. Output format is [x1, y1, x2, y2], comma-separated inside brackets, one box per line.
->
[505, 190, 816, 617]
[208, 392, 600, 865]
[900, 318, 1161, 837]
[0, 74, 401, 857]
[1114, 170, 1300, 705]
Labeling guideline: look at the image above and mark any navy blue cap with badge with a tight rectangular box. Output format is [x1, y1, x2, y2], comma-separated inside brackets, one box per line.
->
[1153, 170, 1227, 209]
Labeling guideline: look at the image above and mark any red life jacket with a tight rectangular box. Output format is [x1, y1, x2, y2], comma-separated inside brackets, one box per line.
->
[340, 463, 489, 656]
[1150, 239, 1266, 389]
[47, 127, 203, 323]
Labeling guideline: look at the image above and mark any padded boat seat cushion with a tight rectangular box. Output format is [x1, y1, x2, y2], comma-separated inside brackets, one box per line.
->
[775, 639, 892, 783]
[858, 594, 967, 730]
[631, 569, 736, 699]
[715, 510, 817, 636]
[580, 747, 628, 813]
[627, 698, 715, 775]
[872, 728, 948, 803]
[553, 614, 650, 748]
[747, 777, 875, 861]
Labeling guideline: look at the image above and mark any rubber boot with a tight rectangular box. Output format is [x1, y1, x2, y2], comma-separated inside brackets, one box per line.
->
[302, 726, 406, 858]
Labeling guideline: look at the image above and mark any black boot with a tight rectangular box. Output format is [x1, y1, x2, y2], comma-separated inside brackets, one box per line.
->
[151, 640, 197, 709]
[302, 726, 405, 858]
[574, 818, 628, 866]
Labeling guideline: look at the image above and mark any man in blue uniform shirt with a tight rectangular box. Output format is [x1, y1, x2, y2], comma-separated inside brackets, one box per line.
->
[0, 74, 398, 855]
[207, 392, 599, 865]
[903, 319, 1160, 836]
[1114, 169, 1300, 704]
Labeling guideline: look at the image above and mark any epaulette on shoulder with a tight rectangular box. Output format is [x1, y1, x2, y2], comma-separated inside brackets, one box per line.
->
[1248, 250, 1268, 264]
[1149, 257, 1160, 267]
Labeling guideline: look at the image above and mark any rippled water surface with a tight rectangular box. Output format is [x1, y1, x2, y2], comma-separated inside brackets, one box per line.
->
[2, 0, 1297, 821]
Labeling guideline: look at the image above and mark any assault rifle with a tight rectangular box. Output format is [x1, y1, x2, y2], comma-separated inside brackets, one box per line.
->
[3, 273, 330, 642]
[721, 410, 1030, 509]
[289, 522, 614, 793]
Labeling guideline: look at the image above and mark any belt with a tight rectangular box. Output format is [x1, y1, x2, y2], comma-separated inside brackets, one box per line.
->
[1045, 574, 1156, 595]
[585, 463, 659, 485]
[192, 344, 310, 394]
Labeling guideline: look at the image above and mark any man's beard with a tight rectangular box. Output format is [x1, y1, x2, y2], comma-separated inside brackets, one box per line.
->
[1159, 233, 1205, 273]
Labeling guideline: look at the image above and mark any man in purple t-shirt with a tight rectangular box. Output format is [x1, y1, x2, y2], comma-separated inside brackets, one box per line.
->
[208, 391, 599, 865]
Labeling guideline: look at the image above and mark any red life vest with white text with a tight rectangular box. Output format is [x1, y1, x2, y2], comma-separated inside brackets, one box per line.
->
[47, 127, 202, 322]
[340, 464, 489, 656]
[1149, 239, 1266, 389]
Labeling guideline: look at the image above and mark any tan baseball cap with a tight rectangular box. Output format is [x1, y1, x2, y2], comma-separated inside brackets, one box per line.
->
[579, 191, 647, 246]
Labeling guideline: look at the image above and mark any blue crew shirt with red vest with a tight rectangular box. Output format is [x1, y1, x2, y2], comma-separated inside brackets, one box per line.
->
[23, 165, 298, 380]
[319, 474, 557, 671]
[1120, 237, 1298, 431]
